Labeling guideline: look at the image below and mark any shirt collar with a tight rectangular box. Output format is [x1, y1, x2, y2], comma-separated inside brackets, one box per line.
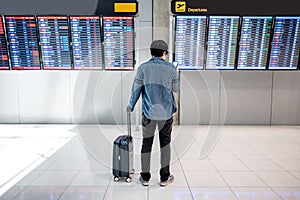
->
[150, 57, 164, 61]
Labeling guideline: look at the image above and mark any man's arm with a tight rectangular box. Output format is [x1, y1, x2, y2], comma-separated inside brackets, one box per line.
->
[127, 68, 143, 111]
[172, 70, 180, 93]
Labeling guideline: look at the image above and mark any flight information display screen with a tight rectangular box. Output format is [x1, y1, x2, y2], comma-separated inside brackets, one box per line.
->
[175, 16, 207, 70]
[5, 16, 40, 70]
[237, 16, 273, 70]
[206, 16, 239, 70]
[269, 16, 300, 70]
[103, 16, 134, 70]
[38, 16, 72, 70]
[70, 16, 103, 70]
[0, 16, 9, 70]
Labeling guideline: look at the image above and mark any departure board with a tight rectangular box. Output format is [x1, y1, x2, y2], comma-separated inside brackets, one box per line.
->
[38, 16, 72, 70]
[103, 16, 134, 70]
[206, 16, 239, 70]
[0, 16, 9, 70]
[175, 16, 207, 70]
[269, 16, 300, 70]
[70, 16, 102, 70]
[237, 16, 273, 70]
[5, 16, 40, 70]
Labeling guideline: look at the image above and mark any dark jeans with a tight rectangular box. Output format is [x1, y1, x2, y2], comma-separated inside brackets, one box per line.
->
[140, 114, 173, 182]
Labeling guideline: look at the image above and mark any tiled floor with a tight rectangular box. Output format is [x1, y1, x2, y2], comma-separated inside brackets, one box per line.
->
[1, 125, 300, 200]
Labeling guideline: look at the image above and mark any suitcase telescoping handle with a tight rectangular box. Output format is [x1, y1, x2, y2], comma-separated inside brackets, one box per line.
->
[127, 112, 131, 137]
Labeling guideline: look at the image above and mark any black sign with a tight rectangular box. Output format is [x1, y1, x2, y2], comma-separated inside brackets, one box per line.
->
[103, 16, 134, 70]
[237, 16, 273, 70]
[38, 16, 72, 70]
[174, 16, 207, 70]
[70, 16, 103, 70]
[0, 16, 9, 70]
[5, 16, 41, 70]
[269, 17, 300, 70]
[171, 0, 300, 15]
[206, 16, 239, 70]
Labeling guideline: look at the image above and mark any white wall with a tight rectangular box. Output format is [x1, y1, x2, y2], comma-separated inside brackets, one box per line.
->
[180, 71, 300, 125]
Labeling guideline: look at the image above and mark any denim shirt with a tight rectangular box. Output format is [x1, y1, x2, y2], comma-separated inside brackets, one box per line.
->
[127, 57, 180, 120]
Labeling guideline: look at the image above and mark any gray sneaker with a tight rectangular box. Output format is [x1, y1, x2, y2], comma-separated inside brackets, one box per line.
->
[139, 176, 149, 186]
[160, 175, 174, 187]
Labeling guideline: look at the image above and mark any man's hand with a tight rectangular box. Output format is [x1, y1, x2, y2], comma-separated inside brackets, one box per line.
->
[126, 106, 132, 112]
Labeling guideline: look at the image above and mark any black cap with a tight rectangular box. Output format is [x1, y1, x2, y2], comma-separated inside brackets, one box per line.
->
[150, 40, 168, 51]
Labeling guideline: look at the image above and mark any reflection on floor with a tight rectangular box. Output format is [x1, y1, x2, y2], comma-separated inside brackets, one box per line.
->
[0, 125, 300, 200]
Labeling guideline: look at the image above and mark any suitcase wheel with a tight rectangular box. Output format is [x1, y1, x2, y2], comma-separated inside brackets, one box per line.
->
[126, 177, 132, 183]
[114, 176, 120, 182]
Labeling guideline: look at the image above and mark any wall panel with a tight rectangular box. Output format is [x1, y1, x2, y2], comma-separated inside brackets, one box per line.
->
[0, 72, 20, 123]
[19, 71, 71, 123]
[220, 71, 272, 125]
[180, 71, 221, 124]
[272, 72, 300, 125]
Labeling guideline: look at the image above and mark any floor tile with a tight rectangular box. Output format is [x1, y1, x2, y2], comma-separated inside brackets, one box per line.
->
[231, 187, 281, 200]
[230, 149, 267, 160]
[69, 171, 111, 186]
[191, 187, 238, 200]
[104, 186, 147, 200]
[272, 159, 300, 171]
[81, 157, 110, 171]
[150, 187, 193, 200]
[291, 172, 300, 180]
[220, 172, 266, 187]
[260, 150, 297, 160]
[12, 186, 65, 200]
[180, 159, 216, 172]
[34, 156, 58, 171]
[0, 186, 25, 200]
[242, 159, 284, 171]
[30, 171, 77, 186]
[59, 186, 107, 200]
[284, 151, 300, 160]
[169, 159, 183, 172]
[272, 187, 300, 200]
[207, 150, 237, 160]
[185, 172, 227, 187]
[220, 136, 243, 145]
[15, 171, 43, 186]
[46, 155, 87, 171]
[223, 144, 253, 151]
[0, 171, 44, 198]
[211, 159, 249, 172]
[176, 143, 204, 160]
[256, 172, 300, 187]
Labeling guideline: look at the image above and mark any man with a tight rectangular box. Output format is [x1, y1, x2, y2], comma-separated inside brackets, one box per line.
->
[126, 40, 179, 187]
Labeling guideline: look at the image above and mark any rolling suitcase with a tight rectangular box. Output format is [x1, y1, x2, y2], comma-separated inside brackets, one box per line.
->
[112, 112, 134, 182]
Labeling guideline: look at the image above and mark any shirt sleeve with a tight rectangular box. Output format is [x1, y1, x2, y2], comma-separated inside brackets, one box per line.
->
[172, 70, 180, 93]
[127, 67, 144, 111]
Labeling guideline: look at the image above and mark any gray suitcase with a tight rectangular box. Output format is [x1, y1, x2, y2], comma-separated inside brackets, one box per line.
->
[112, 112, 134, 182]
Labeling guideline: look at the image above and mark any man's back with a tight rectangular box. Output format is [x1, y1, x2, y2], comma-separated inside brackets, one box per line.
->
[141, 57, 176, 88]
[137, 57, 179, 120]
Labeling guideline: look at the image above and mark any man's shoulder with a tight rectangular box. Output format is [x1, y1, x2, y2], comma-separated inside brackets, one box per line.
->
[163, 61, 176, 68]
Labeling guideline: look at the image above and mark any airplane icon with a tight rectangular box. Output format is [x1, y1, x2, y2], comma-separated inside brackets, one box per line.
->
[177, 3, 184, 9]
[175, 2, 186, 12]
